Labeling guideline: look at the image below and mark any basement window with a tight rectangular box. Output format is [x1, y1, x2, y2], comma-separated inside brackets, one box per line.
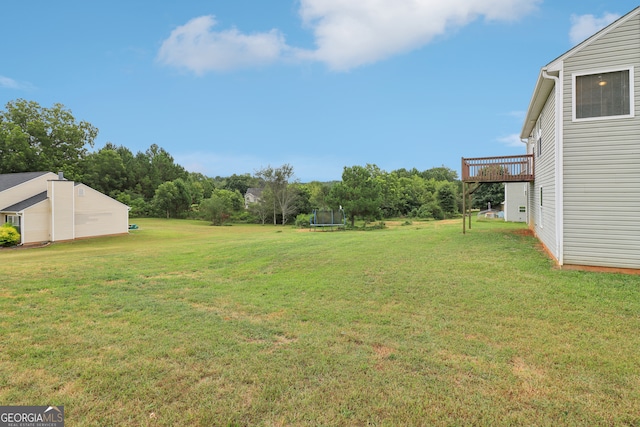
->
[574, 68, 633, 120]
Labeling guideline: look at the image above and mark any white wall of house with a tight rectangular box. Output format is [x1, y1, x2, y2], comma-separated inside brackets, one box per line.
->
[559, 12, 640, 269]
[74, 184, 129, 238]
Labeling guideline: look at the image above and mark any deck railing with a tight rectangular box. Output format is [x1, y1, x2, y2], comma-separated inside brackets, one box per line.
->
[461, 154, 534, 183]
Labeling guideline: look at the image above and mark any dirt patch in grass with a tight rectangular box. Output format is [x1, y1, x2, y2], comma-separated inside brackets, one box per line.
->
[510, 228, 534, 237]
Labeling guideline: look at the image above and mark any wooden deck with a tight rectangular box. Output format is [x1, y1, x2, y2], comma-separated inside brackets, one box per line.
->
[461, 154, 534, 183]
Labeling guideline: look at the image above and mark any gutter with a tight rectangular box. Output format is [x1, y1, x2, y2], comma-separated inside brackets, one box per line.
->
[541, 68, 564, 265]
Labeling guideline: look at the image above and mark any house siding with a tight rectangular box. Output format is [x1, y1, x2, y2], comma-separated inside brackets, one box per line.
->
[531, 89, 557, 259]
[0, 173, 57, 210]
[22, 201, 50, 244]
[561, 14, 640, 268]
[48, 180, 75, 241]
[74, 184, 129, 238]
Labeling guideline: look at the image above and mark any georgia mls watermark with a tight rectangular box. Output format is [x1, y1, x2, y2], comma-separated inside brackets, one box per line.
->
[0, 406, 64, 427]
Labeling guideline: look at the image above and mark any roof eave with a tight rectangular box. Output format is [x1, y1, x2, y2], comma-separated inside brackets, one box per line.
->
[520, 69, 557, 139]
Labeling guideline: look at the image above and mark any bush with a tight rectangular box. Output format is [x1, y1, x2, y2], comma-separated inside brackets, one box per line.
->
[294, 213, 311, 228]
[415, 204, 432, 219]
[429, 203, 445, 221]
[416, 202, 444, 220]
[128, 197, 151, 218]
[0, 223, 21, 247]
[231, 210, 256, 224]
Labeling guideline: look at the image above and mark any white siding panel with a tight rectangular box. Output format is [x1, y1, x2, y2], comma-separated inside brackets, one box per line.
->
[74, 185, 129, 238]
[21, 201, 50, 244]
[531, 90, 557, 258]
[562, 14, 640, 268]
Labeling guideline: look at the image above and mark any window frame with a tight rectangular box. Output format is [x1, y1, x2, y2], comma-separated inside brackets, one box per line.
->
[572, 66, 634, 122]
[5, 214, 20, 232]
[535, 114, 542, 158]
[538, 186, 543, 229]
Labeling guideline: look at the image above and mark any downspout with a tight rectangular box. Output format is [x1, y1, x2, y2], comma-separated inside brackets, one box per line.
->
[51, 181, 55, 242]
[17, 212, 24, 246]
[541, 68, 564, 266]
[520, 138, 531, 227]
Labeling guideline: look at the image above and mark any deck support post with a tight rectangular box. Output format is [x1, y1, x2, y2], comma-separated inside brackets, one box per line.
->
[468, 187, 472, 230]
[462, 182, 466, 234]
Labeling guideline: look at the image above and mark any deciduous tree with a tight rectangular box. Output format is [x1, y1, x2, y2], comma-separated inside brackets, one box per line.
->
[0, 99, 98, 176]
[255, 164, 298, 225]
[200, 189, 244, 225]
[328, 164, 382, 226]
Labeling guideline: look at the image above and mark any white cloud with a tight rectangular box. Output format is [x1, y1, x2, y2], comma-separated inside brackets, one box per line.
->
[505, 110, 525, 120]
[158, 0, 542, 73]
[297, 0, 542, 71]
[0, 76, 19, 89]
[0, 75, 34, 90]
[569, 12, 620, 45]
[157, 15, 290, 73]
[498, 133, 524, 148]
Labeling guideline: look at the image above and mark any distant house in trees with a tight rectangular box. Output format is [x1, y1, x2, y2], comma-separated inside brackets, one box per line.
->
[244, 187, 263, 209]
[0, 171, 129, 245]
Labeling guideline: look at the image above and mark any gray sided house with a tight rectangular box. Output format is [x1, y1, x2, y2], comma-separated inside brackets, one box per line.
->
[0, 172, 130, 245]
[520, 6, 640, 270]
[463, 6, 640, 270]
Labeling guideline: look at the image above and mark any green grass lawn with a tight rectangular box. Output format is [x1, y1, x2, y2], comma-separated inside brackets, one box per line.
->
[1, 218, 639, 426]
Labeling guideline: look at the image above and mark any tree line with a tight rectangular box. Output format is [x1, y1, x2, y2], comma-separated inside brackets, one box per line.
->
[0, 99, 503, 225]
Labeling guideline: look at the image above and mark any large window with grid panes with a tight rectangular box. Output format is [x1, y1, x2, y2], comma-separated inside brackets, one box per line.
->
[574, 68, 633, 120]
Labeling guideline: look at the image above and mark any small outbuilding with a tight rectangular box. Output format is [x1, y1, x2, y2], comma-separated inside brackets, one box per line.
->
[504, 183, 527, 223]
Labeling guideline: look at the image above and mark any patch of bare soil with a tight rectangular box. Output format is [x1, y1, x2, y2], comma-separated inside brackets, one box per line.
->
[511, 228, 534, 237]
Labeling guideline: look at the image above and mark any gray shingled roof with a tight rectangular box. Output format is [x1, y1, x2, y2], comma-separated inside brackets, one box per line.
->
[0, 172, 51, 193]
[1, 191, 48, 212]
[245, 187, 263, 197]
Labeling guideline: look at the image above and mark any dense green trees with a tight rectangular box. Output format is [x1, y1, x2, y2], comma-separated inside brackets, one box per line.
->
[0, 99, 464, 225]
[322, 165, 460, 225]
[0, 99, 98, 176]
[472, 183, 505, 210]
[82, 145, 128, 196]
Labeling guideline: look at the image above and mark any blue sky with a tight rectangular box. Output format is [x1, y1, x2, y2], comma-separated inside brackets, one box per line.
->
[1, 1, 638, 182]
